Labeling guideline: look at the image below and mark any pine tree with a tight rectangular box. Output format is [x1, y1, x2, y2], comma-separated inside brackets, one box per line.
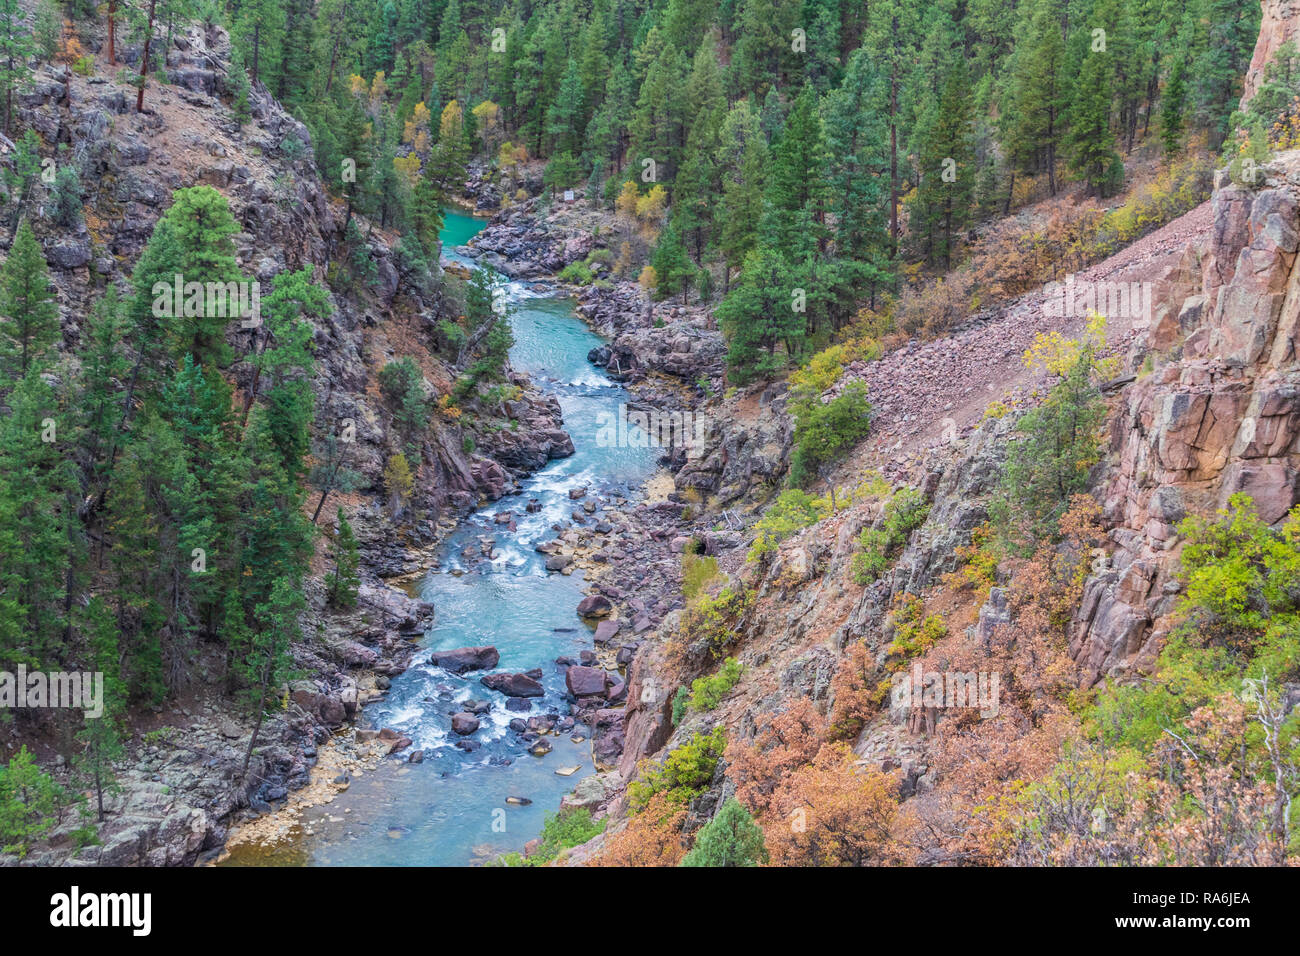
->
[308, 431, 362, 523]
[105, 417, 173, 702]
[651, 219, 692, 304]
[729, 0, 795, 98]
[909, 62, 976, 267]
[74, 597, 126, 822]
[1160, 53, 1188, 156]
[75, 287, 129, 503]
[0, 220, 60, 383]
[680, 797, 768, 866]
[1066, 46, 1124, 197]
[630, 36, 687, 183]
[142, 186, 244, 369]
[0, 0, 34, 136]
[866, 0, 920, 257]
[1, 129, 41, 227]
[328, 507, 361, 609]
[715, 245, 804, 382]
[240, 575, 305, 779]
[715, 101, 767, 292]
[672, 42, 726, 260]
[1192, 0, 1260, 150]
[545, 58, 586, 157]
[234, 0, 286, 87]
[762, 85, 832, 264]
[227, 47, 253, 125]
[0, 371, 76, 667]
[824, 49, 892, 300]
[157, 355, 245, 640]
[410, 169, 446, 254]
[276, 0, 317, 107]
[243, 266, 326, 427]
[1001, 0, 1069, 195]
[237, 408, 315, 639]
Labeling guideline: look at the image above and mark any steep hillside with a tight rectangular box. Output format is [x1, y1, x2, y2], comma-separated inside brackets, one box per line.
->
[1, 24, 573, 865]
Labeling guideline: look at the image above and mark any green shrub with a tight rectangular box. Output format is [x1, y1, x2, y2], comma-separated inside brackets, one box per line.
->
[543, 151, 581, 191]
[558, 261, 594, 284]
[675, 586, 753, 663]
[687, 657, 743, 711]
[747, 489, 829, 561]
[886, 595, 947, 662]
[852, 488, 930, 585]
[789, 381, 873, 487]
[672, 686, 689, 726]
[493, 808, 605, 866]
[628, 728, 727, 812]
[378, 358, 429, 456]
[530, 808, 605, 863]
[1016, 495, 1300, 862]
[991, 337, 1106, 552]
[851, 528, 893, 584]
[1227, 117, 1271, 188]
[437, 319, 468, 355]
[682, 551, 720, 601]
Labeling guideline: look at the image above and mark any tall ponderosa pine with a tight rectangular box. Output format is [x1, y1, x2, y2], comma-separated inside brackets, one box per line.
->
[715, 101, 767, 292]
[1066, 46, 1124, 197]
[824, 49, 891, 295]
[0, 0, 34, 136]
[0, 372, 76, 668]
[74, 598, 126, 821]
[0, 220, 59, 383]
[761, 84, 831, 264]
[909, 63, 976, 267]
[1002, 0, 1069, 195]
[715, 246, 804, 383]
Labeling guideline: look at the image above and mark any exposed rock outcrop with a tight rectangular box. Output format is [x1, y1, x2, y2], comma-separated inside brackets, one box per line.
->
[1072, 156, 1300, 684]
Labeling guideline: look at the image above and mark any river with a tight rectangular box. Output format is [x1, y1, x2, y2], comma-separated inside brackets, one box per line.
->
[223, 209, 656, 866]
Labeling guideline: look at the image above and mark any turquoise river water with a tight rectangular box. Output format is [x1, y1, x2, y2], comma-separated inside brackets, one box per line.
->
[221, 209, 657, 866]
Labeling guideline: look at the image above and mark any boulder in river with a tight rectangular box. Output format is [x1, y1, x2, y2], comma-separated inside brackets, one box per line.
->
[451, 713, 480, 735]
[566, 665, 612, 699]
[429, 646, 500, 674]
[576, 595, 613, 618]
[481, 672, 545, 697]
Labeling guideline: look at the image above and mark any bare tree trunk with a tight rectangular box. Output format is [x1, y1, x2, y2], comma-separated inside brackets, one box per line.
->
[241, 661, 271, 780]
[252, 23, 260, 85]
[136, 0, 157, 113]
[107, 1, 117, 64]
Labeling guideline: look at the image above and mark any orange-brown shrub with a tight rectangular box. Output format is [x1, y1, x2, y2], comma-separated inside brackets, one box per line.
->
[594, 792, 687, 866]
[764, 743, 900, 866]
[726, 698, 827, 817]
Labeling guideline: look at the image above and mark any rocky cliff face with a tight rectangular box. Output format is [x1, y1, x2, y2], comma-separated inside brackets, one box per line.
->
[1242, 0, 1300, 108]
[1072, 157, 1300, 684]
[584, 151, 1300, 858]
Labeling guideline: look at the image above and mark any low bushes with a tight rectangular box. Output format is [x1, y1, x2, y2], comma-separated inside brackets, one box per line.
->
[851, 488, 930, 585]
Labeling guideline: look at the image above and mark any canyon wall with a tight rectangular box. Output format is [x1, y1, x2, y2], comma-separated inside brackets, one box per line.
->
[1072, 157, 1300, 683]
[1242, 0, 1300, 107]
